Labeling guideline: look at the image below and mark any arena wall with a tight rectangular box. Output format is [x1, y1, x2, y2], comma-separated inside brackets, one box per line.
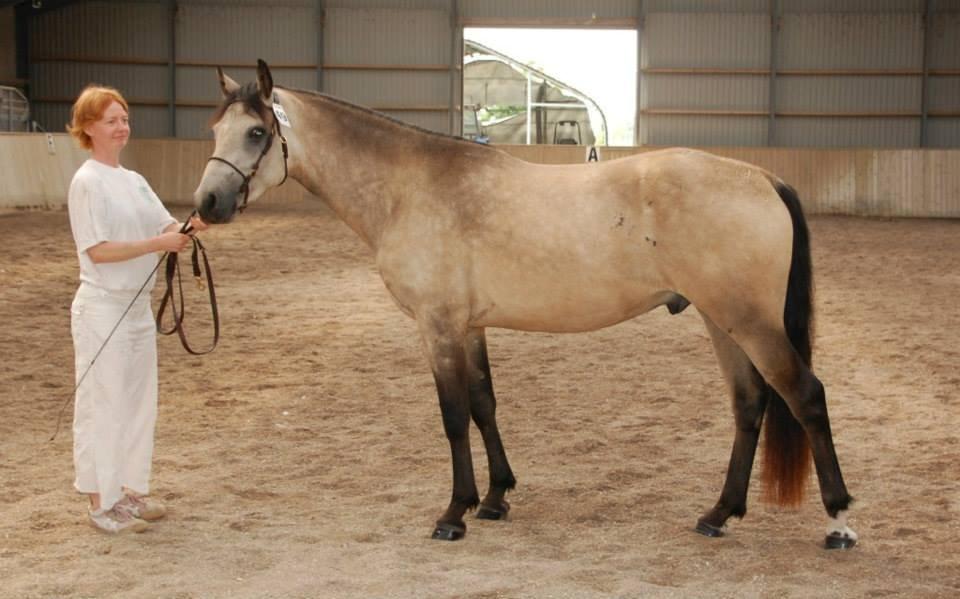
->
[2, 133, 958, 218]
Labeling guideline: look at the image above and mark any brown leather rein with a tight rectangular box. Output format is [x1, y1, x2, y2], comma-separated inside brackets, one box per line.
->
[156, 214, 220, 355]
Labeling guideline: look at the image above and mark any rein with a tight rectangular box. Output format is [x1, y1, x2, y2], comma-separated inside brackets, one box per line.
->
[206, 115, 288, 213]
[156, 217, 220, 355]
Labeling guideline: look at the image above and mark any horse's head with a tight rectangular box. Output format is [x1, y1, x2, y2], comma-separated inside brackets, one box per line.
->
[195, 60, 288, 224]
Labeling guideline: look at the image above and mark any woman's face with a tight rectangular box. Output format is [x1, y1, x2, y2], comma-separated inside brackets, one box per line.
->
[85, 100, 130, 151]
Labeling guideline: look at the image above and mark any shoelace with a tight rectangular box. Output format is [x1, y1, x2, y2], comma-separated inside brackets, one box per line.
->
[124, 494, 147, 509]
[110, 502, 138, 521]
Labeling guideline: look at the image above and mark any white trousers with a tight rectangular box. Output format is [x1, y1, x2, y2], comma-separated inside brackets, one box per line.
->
[71, 283, 158, 511]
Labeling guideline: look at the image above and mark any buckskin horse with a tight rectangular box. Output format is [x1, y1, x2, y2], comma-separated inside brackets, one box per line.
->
[194, 60, 856, 549]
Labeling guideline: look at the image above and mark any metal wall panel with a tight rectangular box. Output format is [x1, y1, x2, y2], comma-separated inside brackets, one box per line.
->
[1, 7, 18, 83]
[323, 70, 450, 107]
[182, 0, 312, 6]
[327, 0, 451, 9]
[30, 103, 72, 136]
[784, 0, 922, 13]
[926, 119, 960, 148]
[176, 107, 216, 139]
[645, 0, 766, 12]
[776, 76, 921, 112]
[324, 8, 450, 64]
[775, 117, 918, 147]
[30, 0, 168, 60]
[460, 0, 638, 20]
[928, 11, 960, 70]
[642, 115, 767, 146]
[176, 2, 317, 64]
[643, 74, 768, 110]
[31, 66, 169, 133]
[31, 62, 169, 102]
[642, 13, 769, 69]
[321, 6, 453, 133]
[927, 76, 960, 112]
[778, 12, 922, 70]
[28, 0, 169, 133]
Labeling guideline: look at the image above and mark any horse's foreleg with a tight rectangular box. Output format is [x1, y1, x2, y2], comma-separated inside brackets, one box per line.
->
[465, 328, 516, 521]
[696, 317, 768, 537]
[418, 315, 479, 541]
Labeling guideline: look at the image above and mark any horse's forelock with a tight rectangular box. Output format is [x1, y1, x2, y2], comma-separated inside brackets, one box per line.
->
[208, 82, 272, 128]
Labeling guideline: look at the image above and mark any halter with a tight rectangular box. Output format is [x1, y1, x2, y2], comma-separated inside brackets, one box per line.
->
[206, 112, 289, 213]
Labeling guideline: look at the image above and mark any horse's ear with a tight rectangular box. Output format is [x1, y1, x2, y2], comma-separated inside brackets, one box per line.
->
[256, 59, 273, 101]
[217, 67, 240, 98]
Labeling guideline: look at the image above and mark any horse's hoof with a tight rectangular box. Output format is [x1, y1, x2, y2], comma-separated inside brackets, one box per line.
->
[695, 520, 725, 538]
[477, 500, 510, 520]
[825, 533, 857, 550]
[431, 522, 465, 541]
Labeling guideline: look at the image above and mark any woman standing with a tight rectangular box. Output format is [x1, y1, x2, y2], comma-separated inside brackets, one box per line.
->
[67, 85, 207, 533]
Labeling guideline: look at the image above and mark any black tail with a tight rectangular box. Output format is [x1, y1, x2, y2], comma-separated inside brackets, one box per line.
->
[762, 181, 813, 506]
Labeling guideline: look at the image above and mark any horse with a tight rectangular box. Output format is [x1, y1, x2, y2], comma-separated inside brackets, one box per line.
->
[194, 60, 857, 549]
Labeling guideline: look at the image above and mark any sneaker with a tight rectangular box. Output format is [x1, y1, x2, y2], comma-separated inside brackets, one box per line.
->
[88, 504, 149, 534]
[118, 493, 167, 521]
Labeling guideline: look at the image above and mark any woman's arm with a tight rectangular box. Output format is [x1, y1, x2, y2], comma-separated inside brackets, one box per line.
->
[86, 231, 191, 264]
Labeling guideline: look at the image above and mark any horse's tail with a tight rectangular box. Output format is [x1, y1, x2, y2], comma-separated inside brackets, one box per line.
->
[761, 180, 813, 507]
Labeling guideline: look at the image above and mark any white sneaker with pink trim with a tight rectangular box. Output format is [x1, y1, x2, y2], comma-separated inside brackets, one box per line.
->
[88, 504, 149, 534]
[117, 493, 167, 521]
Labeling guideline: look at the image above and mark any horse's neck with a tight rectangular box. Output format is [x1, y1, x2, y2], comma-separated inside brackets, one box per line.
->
[285, 92, 459, 249]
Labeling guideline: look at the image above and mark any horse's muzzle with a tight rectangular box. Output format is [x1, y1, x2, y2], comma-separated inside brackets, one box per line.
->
[196, 190, 236, 224]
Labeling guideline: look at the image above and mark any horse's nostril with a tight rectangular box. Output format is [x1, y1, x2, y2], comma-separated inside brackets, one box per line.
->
[202, 192, 217, 215]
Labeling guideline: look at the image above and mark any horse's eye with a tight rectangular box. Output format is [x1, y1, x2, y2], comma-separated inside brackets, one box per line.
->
[248, 127, 266, 140]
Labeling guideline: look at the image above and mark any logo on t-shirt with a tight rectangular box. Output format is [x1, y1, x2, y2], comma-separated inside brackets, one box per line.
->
[138, 184, 154, 203]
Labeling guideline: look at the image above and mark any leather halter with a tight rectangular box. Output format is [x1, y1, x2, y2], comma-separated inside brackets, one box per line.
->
[206, 110, 289, 213]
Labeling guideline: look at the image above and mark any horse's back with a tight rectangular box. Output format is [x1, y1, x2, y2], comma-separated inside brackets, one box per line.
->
[379, 147, 795, 334]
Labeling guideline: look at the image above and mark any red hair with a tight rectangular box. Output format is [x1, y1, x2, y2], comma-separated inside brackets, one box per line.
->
[67, 85, 129, 150]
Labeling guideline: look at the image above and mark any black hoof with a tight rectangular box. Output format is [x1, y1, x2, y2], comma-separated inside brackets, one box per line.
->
[477, 500, 510, 521]
[695, 520, 725, 538]
[825, 533, 857, 550]
[431, 522, 465, 541]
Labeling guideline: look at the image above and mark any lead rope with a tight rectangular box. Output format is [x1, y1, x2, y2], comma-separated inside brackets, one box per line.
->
[50, 211, 217, 441]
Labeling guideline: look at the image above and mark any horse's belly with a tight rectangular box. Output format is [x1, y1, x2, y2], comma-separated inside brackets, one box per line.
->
[471, 274, 670, 333]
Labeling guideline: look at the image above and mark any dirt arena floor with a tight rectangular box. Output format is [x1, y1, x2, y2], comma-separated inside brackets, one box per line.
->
[1, 197, 958, 598]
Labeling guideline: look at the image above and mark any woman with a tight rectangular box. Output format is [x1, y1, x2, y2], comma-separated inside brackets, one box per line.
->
[67, 85, 207, 533]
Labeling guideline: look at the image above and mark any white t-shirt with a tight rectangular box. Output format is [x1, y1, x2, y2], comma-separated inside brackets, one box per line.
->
[68, 159, 178, 292]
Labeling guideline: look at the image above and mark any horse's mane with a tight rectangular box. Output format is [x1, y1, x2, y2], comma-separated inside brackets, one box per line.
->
[211, 81, 493, 151]
[285, 86, 493, 150]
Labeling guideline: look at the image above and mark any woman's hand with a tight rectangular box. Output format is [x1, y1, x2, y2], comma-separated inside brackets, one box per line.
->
[155, 232, 192, 253]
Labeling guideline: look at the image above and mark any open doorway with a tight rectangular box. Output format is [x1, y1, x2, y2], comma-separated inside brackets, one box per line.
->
[463, 28, 637, 146]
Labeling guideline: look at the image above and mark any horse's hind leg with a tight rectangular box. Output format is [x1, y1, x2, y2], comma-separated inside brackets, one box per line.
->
[696, 316, 769, 537]
[417, 313, 479, 541]
[736, 327, 857, 549]
[465, 328, 517, 520]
